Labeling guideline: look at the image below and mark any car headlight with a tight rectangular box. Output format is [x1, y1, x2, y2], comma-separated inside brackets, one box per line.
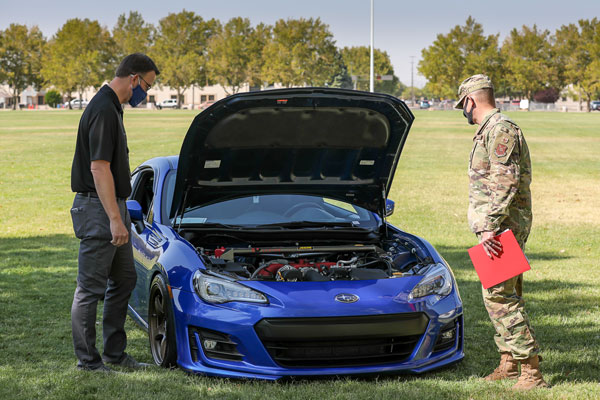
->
[193, 270, 268, 304]
[408, 262, 453, 300]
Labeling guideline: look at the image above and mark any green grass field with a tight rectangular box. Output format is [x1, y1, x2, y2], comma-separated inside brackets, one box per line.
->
[0, 109, 598, 399]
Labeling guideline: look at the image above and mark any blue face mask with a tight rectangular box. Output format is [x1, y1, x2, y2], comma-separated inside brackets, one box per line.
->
[128, 77, 147, 107]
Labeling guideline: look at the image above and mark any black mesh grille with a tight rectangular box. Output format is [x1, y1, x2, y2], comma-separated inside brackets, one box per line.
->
[255, 313, 428, 368]
[261, 335, 422, 367]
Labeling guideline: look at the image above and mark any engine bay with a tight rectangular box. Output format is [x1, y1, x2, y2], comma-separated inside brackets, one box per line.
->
[194, 234, 431, 282]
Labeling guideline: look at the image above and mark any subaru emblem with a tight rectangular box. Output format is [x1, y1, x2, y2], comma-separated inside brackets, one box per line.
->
[335, 293, 359, 303]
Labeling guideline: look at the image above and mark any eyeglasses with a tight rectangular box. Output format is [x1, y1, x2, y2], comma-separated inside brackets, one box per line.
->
[138, 74, 152, 91]
[132, 74, 152, 91]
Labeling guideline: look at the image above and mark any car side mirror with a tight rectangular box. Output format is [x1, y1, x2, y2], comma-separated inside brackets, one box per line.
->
[127, 200, 143, 221]
[385, 199, 395, 217]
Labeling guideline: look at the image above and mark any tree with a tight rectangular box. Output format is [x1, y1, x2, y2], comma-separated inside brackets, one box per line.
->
[327, 52, 353, 89]
[112, 11, 154, 62]
[246, 23, 271, 88]
[400, 86, 423, 100]
[419, 17, 503, 99]
[0, 24, 45, 110]
[44, 89, 62, 107]
[150, 10, 220, 106]
[555, 19, 600, 112]
[533, 88, 560, 103]
[207, 18, 268, 95]
[42, 19, 114, 109]
[501, 25, 560, 102]
[261, 18, 339, 87]
[340, 46, 404, 95]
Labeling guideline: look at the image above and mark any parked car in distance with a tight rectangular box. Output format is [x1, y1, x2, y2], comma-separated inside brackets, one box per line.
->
[157, 99, 179, 109]
[419, 100, 430, 109]
[65, 99, 88, 108]
[591, 101, 600, 111]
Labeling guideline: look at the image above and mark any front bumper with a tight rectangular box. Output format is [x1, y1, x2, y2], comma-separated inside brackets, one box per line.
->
[170, 285, 464, 379]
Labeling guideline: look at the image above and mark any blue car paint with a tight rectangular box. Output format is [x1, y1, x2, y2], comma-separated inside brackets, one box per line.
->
[168, 285, 463, 379]
[127, 156, 464, 379]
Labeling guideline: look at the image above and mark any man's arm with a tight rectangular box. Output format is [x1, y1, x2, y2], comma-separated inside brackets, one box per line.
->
[485, 123, 521, 231]
[479, 123, 521, 257]
[91, 160, 128, 247]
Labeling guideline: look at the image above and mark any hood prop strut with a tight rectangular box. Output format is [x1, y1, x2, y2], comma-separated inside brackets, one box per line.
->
[381, 184, 388, 238]
[176, 186, 190, 234]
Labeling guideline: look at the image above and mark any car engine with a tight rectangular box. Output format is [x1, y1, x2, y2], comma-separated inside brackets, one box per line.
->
[198, 235, 430, 282]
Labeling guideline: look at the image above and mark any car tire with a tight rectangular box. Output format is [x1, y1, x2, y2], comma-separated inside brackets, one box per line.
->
[148, 274, 177, 367]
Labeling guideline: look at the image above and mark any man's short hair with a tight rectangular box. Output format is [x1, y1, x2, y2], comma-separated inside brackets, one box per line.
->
[472, 88, 496, 106]
[115, 53, 160, 78]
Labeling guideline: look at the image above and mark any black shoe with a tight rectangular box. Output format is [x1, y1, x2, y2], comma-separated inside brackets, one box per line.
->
[106, 354, 152, 370]
[77, 364, 113, 373]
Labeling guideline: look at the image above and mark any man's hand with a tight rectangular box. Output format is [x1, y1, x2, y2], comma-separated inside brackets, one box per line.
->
[480, 231, 502, 258]
[91, 160, 128, 247]
[110, 217, 129, 247]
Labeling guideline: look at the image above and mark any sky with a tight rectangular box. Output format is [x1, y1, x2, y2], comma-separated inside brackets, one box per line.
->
[2, 0, 599, 88]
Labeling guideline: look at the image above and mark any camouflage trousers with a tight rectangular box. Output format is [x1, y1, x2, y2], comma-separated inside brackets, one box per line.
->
[482, 273, 540, 360]
[479, 233, 540, 360]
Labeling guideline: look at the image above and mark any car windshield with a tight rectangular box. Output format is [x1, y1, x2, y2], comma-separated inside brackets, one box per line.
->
[162, 171, 378, 229]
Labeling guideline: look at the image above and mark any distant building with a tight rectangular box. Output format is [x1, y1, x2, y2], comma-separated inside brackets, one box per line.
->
[0, 82, 253, 110]
[3, 82, 593, 111]
[0, 85, 46, 109]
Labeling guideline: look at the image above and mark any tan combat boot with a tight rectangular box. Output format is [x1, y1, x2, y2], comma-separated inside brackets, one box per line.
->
[512, 355, 550, 390]
[484, 352, 519, 381]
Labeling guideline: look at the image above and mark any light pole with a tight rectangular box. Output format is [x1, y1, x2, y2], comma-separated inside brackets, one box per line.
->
[370, 0, 374, 92]
[410, 56, 415, 104]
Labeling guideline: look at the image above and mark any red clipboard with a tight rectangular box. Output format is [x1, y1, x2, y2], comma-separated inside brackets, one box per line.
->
[468, 230, 531, 289]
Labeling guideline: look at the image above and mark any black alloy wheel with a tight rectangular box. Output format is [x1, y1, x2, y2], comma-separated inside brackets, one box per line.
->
[148, 274, 177, 367]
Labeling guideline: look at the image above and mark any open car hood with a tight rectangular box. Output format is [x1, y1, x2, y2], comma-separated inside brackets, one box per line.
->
[170, 88, 414, 219]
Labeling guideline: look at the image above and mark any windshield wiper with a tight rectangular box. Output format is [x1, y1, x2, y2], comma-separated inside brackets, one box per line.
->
[175, 222, 244, 230]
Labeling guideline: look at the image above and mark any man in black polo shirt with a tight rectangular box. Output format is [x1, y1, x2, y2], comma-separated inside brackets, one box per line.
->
[70, 53, 159, 372]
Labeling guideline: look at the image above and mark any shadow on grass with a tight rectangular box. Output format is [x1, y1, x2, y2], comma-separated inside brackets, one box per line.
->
[0, 235, 598, 387]
[0, 234, 79, 270]
[433, 244, 599, 384]
[435, 244, 571, 272]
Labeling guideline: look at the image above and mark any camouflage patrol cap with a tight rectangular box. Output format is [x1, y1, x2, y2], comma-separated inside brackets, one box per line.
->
[455, 74, 494, 109]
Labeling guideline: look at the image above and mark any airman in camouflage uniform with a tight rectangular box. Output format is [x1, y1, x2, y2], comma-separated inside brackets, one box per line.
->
[456, 75, 548, 390]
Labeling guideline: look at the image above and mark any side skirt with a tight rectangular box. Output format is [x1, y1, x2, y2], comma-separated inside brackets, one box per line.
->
[128, 304, 149, 331]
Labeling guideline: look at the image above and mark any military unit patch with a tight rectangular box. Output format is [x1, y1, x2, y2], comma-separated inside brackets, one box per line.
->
[495, 143, 508, 157]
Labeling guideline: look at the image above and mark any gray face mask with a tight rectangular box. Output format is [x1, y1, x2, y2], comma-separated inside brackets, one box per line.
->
[463, 98, 475, 125]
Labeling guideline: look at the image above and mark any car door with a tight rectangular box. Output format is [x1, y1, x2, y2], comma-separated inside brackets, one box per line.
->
[129, 167, 165, 323]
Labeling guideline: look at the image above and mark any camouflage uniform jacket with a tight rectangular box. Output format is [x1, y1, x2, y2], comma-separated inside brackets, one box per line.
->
[468, 108, 532, 245]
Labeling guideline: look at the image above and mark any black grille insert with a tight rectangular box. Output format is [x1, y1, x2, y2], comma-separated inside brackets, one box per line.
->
[255, 313, 428, 368]
[432, 319, 458, 353]
[189, 327, 243, 362]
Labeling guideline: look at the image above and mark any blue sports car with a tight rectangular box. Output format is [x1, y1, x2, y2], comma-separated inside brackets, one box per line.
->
[126, 88, 464, 379]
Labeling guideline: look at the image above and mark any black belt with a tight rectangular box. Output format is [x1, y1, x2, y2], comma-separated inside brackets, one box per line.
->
[77, 191, 99, 198]
[77, 192, 127, 201]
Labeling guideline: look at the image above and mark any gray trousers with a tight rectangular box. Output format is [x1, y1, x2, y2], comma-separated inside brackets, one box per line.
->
[70, 194, 136, 368]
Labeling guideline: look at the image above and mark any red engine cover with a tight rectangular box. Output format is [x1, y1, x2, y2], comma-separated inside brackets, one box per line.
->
[260, 259, 336, 276]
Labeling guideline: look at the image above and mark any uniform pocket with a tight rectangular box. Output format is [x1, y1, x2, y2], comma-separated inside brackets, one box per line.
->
[70, 206, 87, 239]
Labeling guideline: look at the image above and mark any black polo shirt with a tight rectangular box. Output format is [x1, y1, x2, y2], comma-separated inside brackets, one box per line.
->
[71, 85, 131, 199]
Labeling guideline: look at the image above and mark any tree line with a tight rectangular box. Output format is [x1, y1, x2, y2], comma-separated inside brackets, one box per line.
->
[0, 11, 404, 109]
[418, 17, 600, 111]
